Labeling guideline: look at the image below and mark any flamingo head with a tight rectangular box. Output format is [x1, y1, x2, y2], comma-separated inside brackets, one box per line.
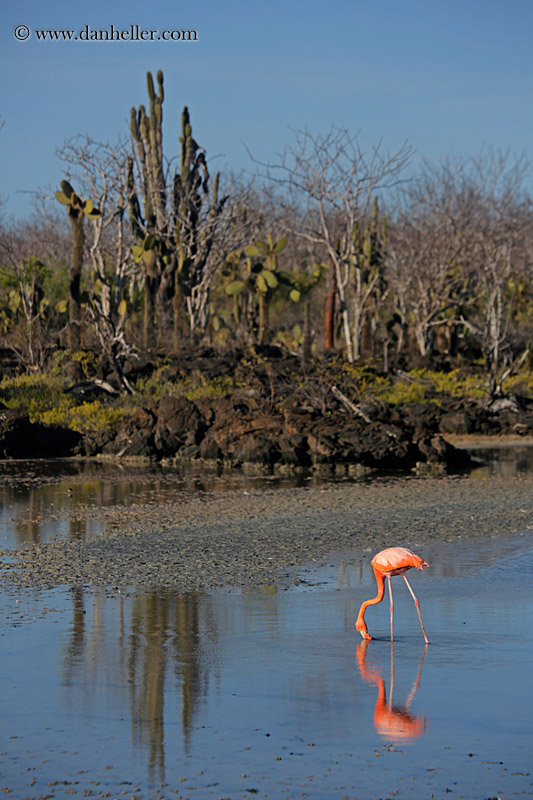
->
[356, 619, 372, 640]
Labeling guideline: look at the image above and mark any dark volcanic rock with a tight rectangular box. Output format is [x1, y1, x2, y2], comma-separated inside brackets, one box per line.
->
[414, 431, 472, 469]
[0, 405, 82, 458]
[390, 401, 441, 433]
[438, 400, 491, 435]
[439, 409, 477, 435]
[200, 395, 284, 468]
[154, 396, 205, 456]
[438, 396, 533, 437]
[230, 432, 282, 467]
[81, 426, 118, 457]
[102, 407, 157, 458]
[306, 418, 415, 469]
[0, 348, 485, 472]
[116, 388, 473, 472]
[339, 422, 415, 469]
[278, 433, 312, 467]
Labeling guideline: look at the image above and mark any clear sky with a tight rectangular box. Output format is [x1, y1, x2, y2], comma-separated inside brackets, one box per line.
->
[2, 0, 532, 220]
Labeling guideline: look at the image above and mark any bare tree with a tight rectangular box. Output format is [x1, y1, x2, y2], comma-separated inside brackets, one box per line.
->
[0, 212, 76, 369]
[387, 151, 532, 385]
[253, 127, 413, 361]
[386, 213, 471, 359]
[57, 136, 136, 392]
[458, 152, 532, 396]
[0, 227, 47, 370]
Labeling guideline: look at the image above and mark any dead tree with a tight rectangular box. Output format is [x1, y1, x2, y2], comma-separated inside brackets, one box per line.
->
[252, 126, 412, 361]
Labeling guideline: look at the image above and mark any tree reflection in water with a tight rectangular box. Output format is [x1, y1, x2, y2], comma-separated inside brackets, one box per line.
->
[60, 588, 214, 784]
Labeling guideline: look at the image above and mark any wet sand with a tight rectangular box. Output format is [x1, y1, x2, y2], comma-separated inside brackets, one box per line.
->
[3, 473, 532, 590]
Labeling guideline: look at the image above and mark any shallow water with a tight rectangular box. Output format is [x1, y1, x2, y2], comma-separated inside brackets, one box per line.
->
[1, 530, 533, 799]
[1, 446, 532, 549]
[0, 459, 328, 548]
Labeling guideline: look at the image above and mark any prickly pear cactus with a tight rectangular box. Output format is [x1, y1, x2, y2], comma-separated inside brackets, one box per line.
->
[55, 180, 102, 219]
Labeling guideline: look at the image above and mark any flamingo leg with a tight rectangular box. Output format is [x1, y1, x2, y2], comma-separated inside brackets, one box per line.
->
[403, 575, 429, 645]
[389, 640, 395, 711]
[405, 643, 428, 710]
[387, 575, 394, 642]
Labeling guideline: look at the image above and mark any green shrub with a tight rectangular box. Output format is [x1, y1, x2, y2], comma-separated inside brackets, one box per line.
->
[375, 378, 429, 405]
[502, 369, 533, 396]
[136, 370, 243, 403]
[0, 373, 130, 433]
[40, 401, 130, 433]
[0, 373, 68, 419]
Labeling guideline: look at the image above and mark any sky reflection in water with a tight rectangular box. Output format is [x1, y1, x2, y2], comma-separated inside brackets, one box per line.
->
[1, 458, 533, 798]
[2, 529, 533, 799]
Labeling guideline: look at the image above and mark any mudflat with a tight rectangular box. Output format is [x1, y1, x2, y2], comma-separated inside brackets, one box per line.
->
[3, 473, 532, 590]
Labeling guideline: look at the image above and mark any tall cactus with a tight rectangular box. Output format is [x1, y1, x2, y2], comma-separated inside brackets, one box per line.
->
[129, 70, 166, 233]
[172, 106, 227, 343]
[129, 70, 167, 349]
[56, 180, 101, 351]
[128, 71, 227, 350]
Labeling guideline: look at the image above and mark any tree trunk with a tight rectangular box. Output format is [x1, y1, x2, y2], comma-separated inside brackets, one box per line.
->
[68, 211, 85, 351]
[383, 339, 390, 373]
[302, 298, 312, 366]
[414, 325, 430, 358]
[172, 283, 183, 351]
[258, 294, 268, 344]
[332, 259, 354, 363]
[143, 275, 157, 351]
[324, 264, 336, 351]
[352, 303, 363, 361]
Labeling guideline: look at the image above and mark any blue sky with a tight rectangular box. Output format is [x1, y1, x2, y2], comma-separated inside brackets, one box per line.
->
[2, 0, 532, 220]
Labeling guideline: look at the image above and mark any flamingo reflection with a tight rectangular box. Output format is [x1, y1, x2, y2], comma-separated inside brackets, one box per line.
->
[356, 639, 428, 744]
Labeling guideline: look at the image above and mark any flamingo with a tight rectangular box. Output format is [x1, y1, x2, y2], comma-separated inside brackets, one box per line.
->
[355, 547, 429, 644]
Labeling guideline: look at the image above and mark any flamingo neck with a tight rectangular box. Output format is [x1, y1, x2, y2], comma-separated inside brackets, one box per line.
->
[356, 569, 385, 632]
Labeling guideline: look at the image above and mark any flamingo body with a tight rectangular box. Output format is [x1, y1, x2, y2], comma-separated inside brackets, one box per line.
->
[371, 547, 427, 576]
[356, 547, 429, 643]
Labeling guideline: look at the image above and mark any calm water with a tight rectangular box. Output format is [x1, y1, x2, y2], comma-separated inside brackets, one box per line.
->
[1, 459, 533, 800]
[1, 446, 532, 548]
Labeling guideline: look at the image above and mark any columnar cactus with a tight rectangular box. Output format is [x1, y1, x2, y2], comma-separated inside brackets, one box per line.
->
[128, 71, 227, 350]
[129, 70, 166, 232]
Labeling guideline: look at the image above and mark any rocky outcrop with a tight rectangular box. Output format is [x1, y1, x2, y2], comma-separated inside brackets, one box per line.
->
[0, 405, 82, 458]
[438, 396, 533, 436]
[3, 346, 532, 471]
[75, 391, 472, 473]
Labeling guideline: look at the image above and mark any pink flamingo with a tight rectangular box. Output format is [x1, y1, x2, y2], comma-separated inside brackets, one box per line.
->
[356, 547, 429, 644]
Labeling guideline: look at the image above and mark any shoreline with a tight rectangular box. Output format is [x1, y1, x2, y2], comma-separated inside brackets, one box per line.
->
[0, 431, 532, 482]
[2, 472, 532, 592]
[443, 433, 533, 448]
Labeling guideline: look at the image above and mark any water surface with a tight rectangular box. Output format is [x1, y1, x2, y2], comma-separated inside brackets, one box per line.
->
[2, 530, 532, 799]
[2, 446, 532, 548]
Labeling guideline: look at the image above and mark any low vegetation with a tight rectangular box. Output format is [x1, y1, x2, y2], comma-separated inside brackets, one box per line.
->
[2, 357, 532, 438]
